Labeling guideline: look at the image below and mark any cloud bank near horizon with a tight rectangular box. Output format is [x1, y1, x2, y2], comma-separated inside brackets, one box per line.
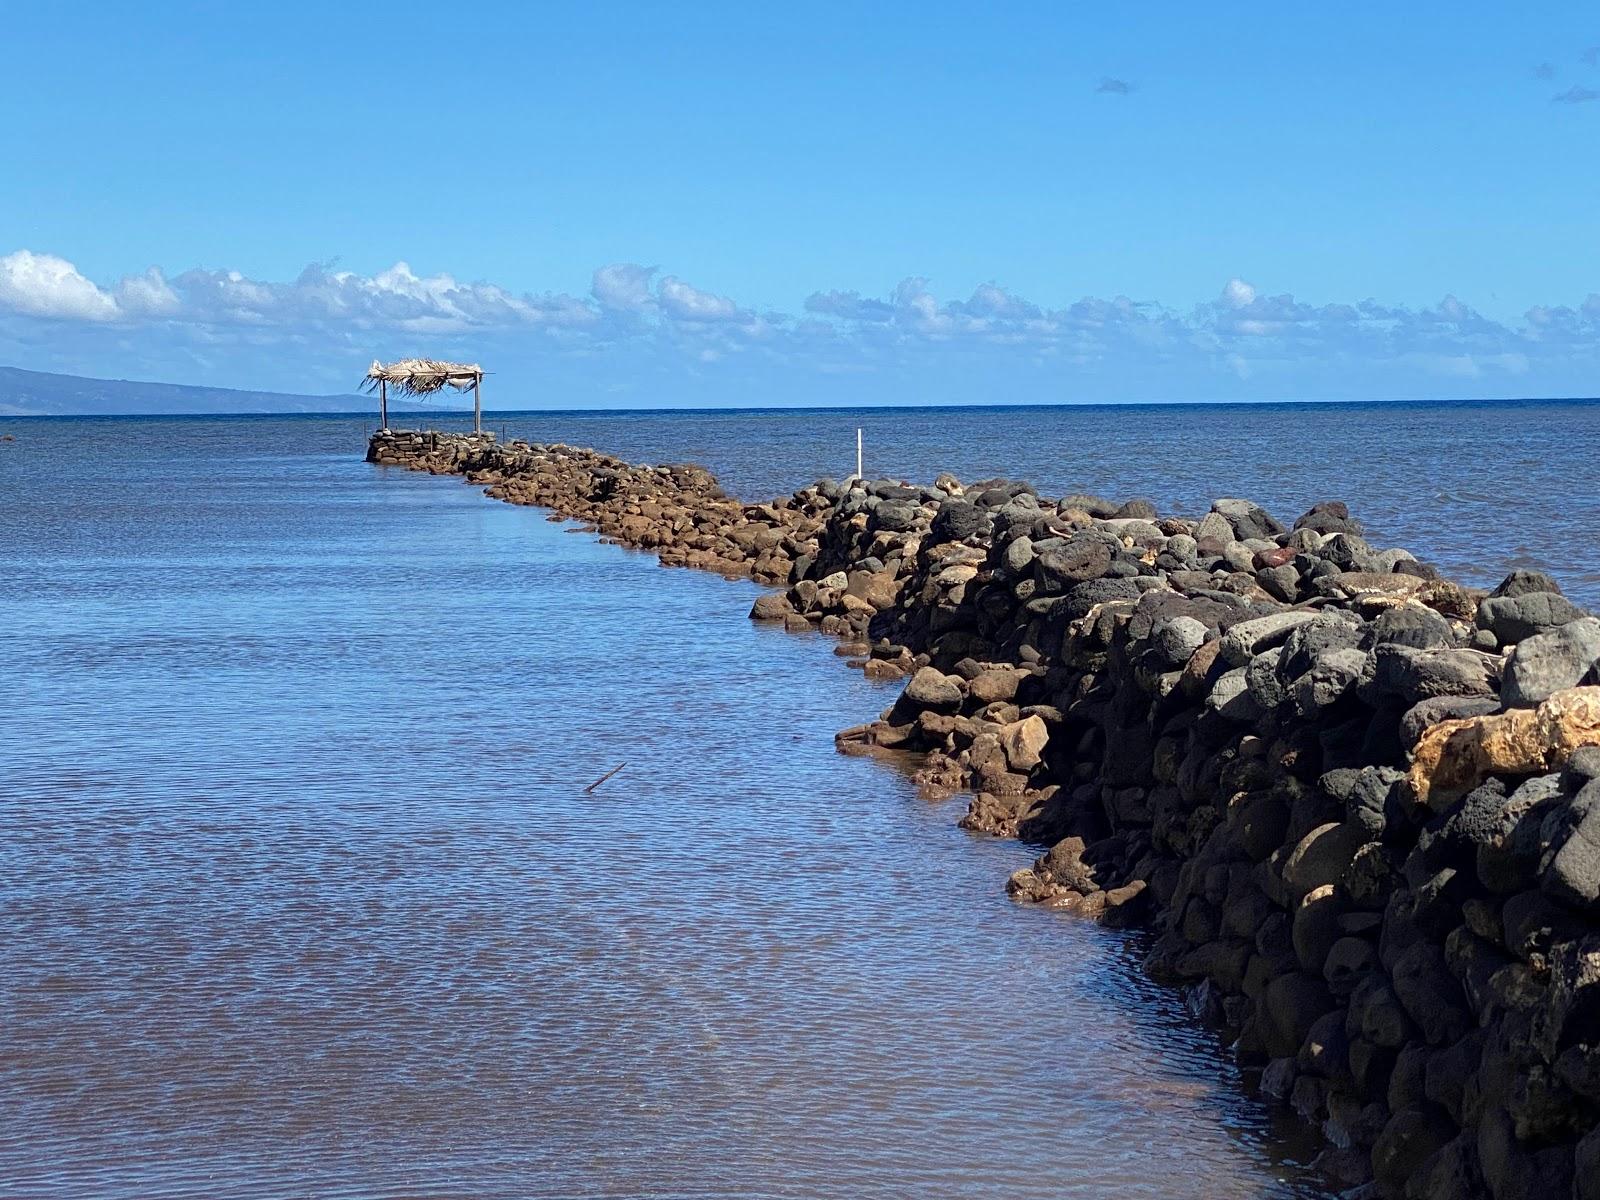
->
[2, 247, 1597, 406]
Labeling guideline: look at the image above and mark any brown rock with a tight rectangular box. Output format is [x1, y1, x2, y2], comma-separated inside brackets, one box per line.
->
[999, 715, 1050, 772]
[968, 667, 1026, 704]
[1407, 686, 1600, 810]
[750, 593, 792, 621]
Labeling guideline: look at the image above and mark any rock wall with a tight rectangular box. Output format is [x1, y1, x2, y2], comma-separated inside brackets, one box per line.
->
[368, 428, 1600, 1199]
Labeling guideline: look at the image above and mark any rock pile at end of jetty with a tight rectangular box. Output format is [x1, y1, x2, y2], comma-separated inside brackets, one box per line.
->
[371, 428, 1600, 1200]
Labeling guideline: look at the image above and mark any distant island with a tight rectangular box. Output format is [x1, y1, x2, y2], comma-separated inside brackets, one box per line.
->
[0, 364, 393, 418]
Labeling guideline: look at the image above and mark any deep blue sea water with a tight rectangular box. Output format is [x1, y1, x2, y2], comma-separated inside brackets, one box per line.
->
[3, 399, 1592, 1199]
[412, 397, 1598, 603]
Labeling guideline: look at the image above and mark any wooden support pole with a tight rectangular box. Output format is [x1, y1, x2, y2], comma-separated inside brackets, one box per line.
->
[379, 379, 388, 430]
[474, 376, 482, 433]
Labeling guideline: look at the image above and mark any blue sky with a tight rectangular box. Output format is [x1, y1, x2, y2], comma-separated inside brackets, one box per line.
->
[1, 1, 1597, 406]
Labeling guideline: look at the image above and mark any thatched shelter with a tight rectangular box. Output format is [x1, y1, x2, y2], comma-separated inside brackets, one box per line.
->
[363, 358, 485, 431]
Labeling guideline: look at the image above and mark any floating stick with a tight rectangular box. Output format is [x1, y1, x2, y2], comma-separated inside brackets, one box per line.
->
[583, 762, 628, 793]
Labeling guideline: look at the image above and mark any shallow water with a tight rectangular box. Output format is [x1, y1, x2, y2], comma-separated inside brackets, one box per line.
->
[0, 414, 1350, 1198]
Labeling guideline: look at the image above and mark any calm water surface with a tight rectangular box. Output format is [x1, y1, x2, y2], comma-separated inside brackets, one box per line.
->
[9, 401, 1584, 1199]
[468, 398, 1600, 604]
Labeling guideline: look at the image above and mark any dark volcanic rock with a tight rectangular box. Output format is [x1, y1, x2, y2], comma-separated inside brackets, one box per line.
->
[1036, 538, 1112, 588]
[929, 500, 990, 544]
[1477, 591, 1586, 644]
[1491, 569, 1564, 599]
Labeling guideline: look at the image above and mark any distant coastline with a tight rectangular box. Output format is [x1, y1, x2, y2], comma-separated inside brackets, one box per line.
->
[3, 363, 1599, 420]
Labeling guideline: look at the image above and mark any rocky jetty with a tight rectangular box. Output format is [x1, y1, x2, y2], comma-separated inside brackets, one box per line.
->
[369, 428, 1600, 1199]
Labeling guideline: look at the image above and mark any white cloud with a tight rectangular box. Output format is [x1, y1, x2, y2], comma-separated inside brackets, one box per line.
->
[658, 275, 743, 323]
[0, 250, 120, 321]
[592, 263, 657, 313]
[3, 246, 1597, 404]
[1221, 278, 1256, 308]
[113, 267, 181, 318]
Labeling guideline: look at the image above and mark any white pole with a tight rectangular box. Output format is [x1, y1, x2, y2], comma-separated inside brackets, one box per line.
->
[856, 427, 863, 479]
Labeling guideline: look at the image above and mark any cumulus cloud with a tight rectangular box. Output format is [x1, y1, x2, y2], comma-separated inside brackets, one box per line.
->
[592, 263, 657, 313]
[805, 290, 894, 322]
[657, 275, 743, 323]
[3, 246, 1599, 404]
[1095, 77, 1134, 95]
[0, 251, 121, 321]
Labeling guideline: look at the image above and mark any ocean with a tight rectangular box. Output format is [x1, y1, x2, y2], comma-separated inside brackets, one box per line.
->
[3, 399, 1593, 1198]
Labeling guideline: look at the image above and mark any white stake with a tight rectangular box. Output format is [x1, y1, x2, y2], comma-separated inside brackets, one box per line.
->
[856, 427, 863, 480]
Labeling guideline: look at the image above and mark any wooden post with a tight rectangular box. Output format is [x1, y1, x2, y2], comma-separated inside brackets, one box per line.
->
[474, 376, 482, 434]
[379, 379, 388, 430]
[856, 428, 863, 479]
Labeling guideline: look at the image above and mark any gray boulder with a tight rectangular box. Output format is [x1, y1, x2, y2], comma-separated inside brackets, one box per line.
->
[1290, 647, 1368, 717]
[1490, 568, 1563, 598]
[1360, 604, 1454, 651]
[1366, 643, 1499, 705]
[1501, 616, 1600, 707]
[1061, 576, 1141, 619]
[901, 667, 964, 712]
[1212, 497, 1285, 541]
[1036, 538, 1112, 589]
[1542, 781, 1600, 913]
[1219, 610, 1322, 667]
[1150, 615, 1208, 666]
[869, 500, 921, 533]
[1477, 590, 1586, 643]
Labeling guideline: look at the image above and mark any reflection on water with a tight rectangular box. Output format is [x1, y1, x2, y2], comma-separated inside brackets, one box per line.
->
[0, 413, 1410, 1197]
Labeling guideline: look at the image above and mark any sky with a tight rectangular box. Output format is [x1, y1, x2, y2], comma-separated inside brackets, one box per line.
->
[1, 1, 1598, 407]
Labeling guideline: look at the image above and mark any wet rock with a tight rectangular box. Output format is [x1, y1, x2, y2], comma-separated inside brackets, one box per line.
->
[750, 593, 792, 621]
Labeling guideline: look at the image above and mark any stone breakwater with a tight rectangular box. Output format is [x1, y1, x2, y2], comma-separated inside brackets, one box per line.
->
[369, 428, 1600, 1200]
